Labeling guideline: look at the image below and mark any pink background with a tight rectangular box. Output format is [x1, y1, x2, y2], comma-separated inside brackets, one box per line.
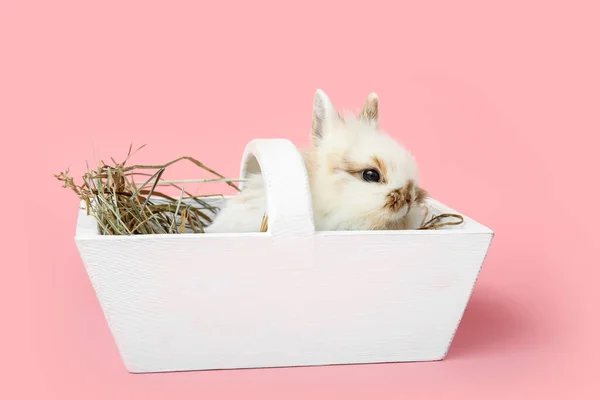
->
[1, 0, 598, 398]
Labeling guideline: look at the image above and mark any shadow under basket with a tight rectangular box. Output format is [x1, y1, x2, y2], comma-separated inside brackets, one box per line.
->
[74, 138, 494, 373]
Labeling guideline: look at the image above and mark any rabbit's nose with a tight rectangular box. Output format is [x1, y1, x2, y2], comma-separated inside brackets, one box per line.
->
[385, 189, 409, 212]
[385, 181, 416, 212]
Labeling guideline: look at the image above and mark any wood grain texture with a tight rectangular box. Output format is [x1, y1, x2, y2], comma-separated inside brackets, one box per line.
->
[74, 139, 494, 373]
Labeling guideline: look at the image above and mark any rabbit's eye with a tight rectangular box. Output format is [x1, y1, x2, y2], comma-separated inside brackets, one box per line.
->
[362, 169, 381, 183]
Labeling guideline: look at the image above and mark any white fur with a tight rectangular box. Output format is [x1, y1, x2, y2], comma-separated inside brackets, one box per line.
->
[205, 90, 426, 233]
[204, 173, 268, 233]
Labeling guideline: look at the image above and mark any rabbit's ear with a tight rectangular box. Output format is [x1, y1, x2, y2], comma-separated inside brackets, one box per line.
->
[311, 89, 339, 145]
[358, 92, 379, 125]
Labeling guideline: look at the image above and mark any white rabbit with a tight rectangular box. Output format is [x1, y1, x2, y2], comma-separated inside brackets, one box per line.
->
[205, 89, 428, 233]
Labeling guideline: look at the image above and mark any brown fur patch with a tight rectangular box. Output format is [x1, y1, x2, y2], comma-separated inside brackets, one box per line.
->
[385, 189, 405, 212]
[385, 180, 427, 212]
[415, 187, 429, 204]
[404, 179, 414, 197]
[371, 156, 388, 183]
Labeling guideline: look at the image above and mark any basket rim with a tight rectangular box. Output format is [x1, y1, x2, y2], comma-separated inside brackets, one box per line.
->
[74, 196, 494, 240]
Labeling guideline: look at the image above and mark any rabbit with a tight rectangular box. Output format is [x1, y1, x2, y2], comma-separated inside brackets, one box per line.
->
[204, 89, 429, 233]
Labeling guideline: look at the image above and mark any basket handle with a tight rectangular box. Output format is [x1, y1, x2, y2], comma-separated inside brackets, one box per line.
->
[240, 138, 315, 237]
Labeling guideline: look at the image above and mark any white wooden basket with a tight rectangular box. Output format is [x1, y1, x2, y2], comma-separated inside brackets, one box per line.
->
[75, 138, 494, 373]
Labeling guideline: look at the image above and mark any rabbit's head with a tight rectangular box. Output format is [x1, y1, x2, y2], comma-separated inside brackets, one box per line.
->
[303, 89, 428, 230]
